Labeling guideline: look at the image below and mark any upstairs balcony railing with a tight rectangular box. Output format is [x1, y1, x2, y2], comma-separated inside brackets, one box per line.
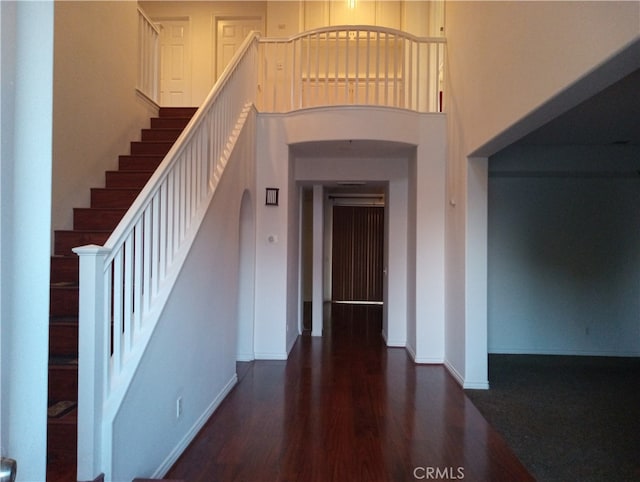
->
[137, 7, 160, 103]
[257, 26, 445, 113]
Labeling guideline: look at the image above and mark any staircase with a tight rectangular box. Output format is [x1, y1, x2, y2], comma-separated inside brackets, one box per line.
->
[47, 107, 197, 482]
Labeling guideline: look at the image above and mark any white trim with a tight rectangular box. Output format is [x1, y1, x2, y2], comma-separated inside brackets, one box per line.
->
[153, 374, 238, 478]
[254, 352, 288, 360]
[383, 330, 406, 348]
[444, 360, 464, 386]
[463, 380, 490, 390]
[286, 334, 298, 356]
[135, 87, 160, 110]
[405, 344, 417, 361]
[213, 14, 265, 80]
[385, 338, 406, 348]
[414, 356, 444, 364]
[236, 352, 255, 362]
[444, 360, 490, 389]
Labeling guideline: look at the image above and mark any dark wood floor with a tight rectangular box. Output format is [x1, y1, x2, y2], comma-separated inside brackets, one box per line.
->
[167, 304, 533, 482]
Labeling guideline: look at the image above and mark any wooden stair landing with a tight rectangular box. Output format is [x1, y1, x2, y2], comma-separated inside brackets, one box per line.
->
[47, 107, 197, 482]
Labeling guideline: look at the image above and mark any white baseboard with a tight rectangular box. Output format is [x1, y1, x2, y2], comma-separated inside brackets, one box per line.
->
[153, 373, 238, 478]
[384, 338, 406, 348]
[405, 344, 443, 364]
[444, 360, 464, 387]
[286, 334, 299, 355]
[444, 361, 490, 389]
[254, 352, 288, 360]
[405, 344, 417, 361]
[412, 356, 444, 364]
[236, 352, 255, 362]
[463, 380, 490, 390]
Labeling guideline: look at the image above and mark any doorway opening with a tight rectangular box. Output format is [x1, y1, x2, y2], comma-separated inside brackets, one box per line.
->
[301, 185, 386, 335]
[156, 18, 192, 106]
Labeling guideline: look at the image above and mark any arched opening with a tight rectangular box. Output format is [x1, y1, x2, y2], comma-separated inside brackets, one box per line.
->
[236, 189, 255, 361]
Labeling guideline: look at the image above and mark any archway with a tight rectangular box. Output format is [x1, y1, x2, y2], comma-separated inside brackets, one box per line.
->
[236, 190, 255, 361]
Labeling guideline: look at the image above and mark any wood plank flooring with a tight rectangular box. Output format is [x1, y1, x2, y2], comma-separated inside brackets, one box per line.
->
[166, 304, 533, 482]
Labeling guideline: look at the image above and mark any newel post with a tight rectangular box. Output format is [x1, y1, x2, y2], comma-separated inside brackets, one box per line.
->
[72, 244, 111, 482]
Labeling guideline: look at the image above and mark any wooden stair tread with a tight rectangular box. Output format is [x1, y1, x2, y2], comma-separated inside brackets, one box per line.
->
[119, 155, 165, 171]
[49, 356, 78, 366]
[50, 316, 79, 323]
[48, 409, 77, 425]
[105, 169, 155, 174]
[50, 281, 78, 287]
[91, 188, 142, 208]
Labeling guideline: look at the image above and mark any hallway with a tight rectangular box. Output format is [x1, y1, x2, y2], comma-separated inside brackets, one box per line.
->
[166, 305, 532, 481]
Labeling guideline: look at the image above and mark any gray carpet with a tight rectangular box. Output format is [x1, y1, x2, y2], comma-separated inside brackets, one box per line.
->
[465, 355, 640, 482]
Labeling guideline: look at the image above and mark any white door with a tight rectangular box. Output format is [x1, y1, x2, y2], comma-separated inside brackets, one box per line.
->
[158, 20, 192, 106]
[216, 18, 263, 79]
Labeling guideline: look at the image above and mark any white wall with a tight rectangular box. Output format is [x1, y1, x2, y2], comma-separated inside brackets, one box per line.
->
[0, 2, 53, 480]
[488, 145, 640, 356]
[255, 107, 446, 359]
[52, 1, 159, 234]
[286, 156, 301, 350]
[254, 116, 291, 359]
[300, 0, 405, 32]
[444, 1, 640, 387]
[108, 110, 257, 481]
[412, 121, 447, 364]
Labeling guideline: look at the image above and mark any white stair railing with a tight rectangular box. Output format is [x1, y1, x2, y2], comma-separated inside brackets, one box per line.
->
[257, 26, 445, 113]
[137, 7, 160, 104]
[73, 32, 259, 482]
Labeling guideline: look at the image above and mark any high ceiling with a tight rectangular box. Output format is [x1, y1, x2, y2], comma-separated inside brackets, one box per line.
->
[515, 67, 640, 147]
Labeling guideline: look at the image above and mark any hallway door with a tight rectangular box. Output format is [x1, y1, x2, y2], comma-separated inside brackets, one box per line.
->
[331, 206, 384, 303]
[215, 17, 263, 79]
[158, 19, 192, 106]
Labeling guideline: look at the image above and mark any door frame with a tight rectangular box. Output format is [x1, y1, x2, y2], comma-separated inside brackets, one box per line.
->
[154, 16, 192, 107]
[213, 15, 265, 80]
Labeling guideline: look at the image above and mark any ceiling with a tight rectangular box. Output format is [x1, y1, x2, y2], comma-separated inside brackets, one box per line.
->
[515, 67, 640, 147]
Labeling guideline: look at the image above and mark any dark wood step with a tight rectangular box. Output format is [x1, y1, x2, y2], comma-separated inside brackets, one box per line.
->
[130, 141, 173, 156]
[51, 255, 79, 284]
[159, 106, 197, 117]
[48, 360, 78, 402]
[105, 170, 154, 189]
[49, 318, 78, 358]
[141, 128, 183, 142]
[54, 230, 111, 255]
[150, 117, 192, 130]
[47, 408, 77, 465]
[91, 188, 141, 209]
[74, 207, 127, 231]
[50, 285, 78, 317]
[119, 155, 164, 171]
